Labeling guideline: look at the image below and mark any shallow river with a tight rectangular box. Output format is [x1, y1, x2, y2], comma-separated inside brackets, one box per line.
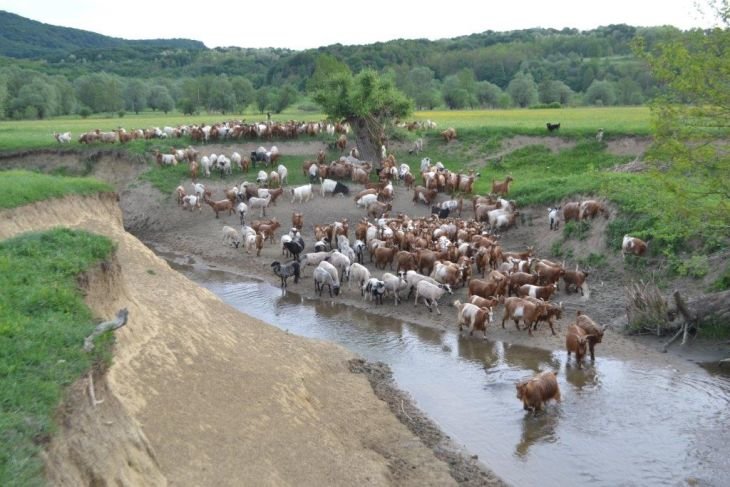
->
[174, 263, 729, 487]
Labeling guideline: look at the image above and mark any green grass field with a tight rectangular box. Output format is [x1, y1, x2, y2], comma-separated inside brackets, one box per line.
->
[0, 106, 649, 151]
[415, 106, 651, 135]
[0, 170, 113, 209]
[0, 228, 115, 486]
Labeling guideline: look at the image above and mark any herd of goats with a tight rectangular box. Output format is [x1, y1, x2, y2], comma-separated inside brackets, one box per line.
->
[162, 132, 652, 414]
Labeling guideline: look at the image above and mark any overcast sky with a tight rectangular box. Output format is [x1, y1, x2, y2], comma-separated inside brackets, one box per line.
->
[2, 0, 718, 50]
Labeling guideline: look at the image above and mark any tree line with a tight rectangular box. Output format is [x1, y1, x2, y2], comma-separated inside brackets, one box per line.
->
[0, 23, 697, 119]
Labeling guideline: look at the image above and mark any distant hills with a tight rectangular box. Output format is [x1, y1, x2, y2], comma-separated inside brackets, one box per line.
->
[0, 10, 685, 118]
[0, 10, 206, 59]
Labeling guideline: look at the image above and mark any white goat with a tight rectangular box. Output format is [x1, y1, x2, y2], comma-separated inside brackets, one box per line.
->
[222, 225, 242, 248]
[548, 207, 560, 231]
[291, 184, 314, 203]
[200, 156, 212, 177]
[414, 281, 453, 315]
[313, 261, 340, 297]
[320, 178, 337, 197]
[382, 272, 408, 305]
[256, 170, 268, 185]
[236, 202, 248, 225]
[231, 152, 242, 171]
[54, 132, 72, 144]
[182, 195, 201, 212]
[277, 164, 288, 186]
[348, 263, 371, 294]
[325, 251, 350, 280]
[404, 271, 439, 298]
[356, 193, 378, 208]
[248, 194, 272, 217]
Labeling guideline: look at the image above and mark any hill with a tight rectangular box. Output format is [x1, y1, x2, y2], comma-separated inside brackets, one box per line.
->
[0, 10, 205, 59]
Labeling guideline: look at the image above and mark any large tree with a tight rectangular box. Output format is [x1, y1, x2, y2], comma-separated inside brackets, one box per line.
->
[313, 69, 413, 162]
[75, 73, 124, 114]
[507, 72, 538, 108]
[636, 3, 729, 231]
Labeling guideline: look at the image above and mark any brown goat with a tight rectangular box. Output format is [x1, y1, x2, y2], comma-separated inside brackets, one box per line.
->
[563, 270, 589, 295]
[395, 251, 417, 273]
[566, 323, 591, 367]
[502, 297, 548, 334]
[441, 127, 457, 143]
[491, 176, 514, 196]
[412, 186, 438, 206]
[374, 246, 398, 270]
[580, 199, 610, 220]
[204, 197, 234, 219]
[575, 311, 605, 361]
[336, 134, 347, 153]
[562, 202, 580, 222]
[292, 212, 303, 230]
[516, 370, 561, 413]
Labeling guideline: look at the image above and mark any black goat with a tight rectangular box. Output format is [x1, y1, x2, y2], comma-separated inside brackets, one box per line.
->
[283, 236, 305, 262]
[314, 237, 331, 253]
[364, 279, 386, 305]
[431, 206, 450, 219]
[546, 122, 561, 132]
[333, 181, 350, 196]
[251, 148, 267, 168]
[271, 260, 301, 289]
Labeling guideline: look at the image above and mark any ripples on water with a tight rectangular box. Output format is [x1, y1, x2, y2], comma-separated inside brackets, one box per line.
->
[179, 266, 730, 487]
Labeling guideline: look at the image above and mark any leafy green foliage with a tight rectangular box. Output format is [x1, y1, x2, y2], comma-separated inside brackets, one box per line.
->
[635, 20, 730, 236]
[563, 220, 591, 241]
[0, 170, 112, 209]
[0, 228, 114, 485]
[710, 265, 730, 291]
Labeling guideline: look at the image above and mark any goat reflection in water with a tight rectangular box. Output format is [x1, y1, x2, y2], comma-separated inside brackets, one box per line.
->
[515, 410, 560, 458]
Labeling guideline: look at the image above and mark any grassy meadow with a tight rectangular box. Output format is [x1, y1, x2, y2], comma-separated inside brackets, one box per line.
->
[0, 170, 113, 209]
[416, 106, 651, 135]
[0, 227, 115, 486]
[0, 106, 649, 151]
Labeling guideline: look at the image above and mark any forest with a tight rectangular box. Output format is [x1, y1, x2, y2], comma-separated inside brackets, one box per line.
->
[0, 10, 688, 119]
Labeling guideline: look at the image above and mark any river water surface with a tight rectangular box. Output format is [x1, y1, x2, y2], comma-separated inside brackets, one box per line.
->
[174, 263, 730, 487]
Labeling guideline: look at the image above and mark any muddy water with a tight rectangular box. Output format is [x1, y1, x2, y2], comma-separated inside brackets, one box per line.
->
[175, 264, 729, 487]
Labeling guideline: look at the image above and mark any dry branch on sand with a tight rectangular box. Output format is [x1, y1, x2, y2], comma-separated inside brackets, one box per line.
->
[83, 308, 129, 352]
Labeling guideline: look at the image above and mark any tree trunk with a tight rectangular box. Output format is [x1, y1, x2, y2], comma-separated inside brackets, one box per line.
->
[349, 116, 382, 164]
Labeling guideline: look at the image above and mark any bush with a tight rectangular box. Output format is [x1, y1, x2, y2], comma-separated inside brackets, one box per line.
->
[579, 252, 607, 268]
[709, 265, 730, 291]
[563, 220, 590, 240]
[550, 240, 564, 257]
[667, 254, 710, 279]
[78, 107, 92, 118]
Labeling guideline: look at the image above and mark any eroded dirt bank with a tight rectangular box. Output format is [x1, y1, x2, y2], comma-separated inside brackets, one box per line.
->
[1, 194, 488, 486]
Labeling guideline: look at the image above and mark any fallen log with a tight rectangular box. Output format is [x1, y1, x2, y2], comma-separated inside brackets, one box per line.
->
[663, 289, 730, 352]
[83, 308, 129, 352]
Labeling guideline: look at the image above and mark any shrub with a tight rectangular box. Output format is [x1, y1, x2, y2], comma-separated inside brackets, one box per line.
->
[562, 220, 590, 240]
[550, 240, 564, 258]
[709, 265, 730, 292]
[78, 107, 92, 118]
[579, 252, 607, 269]
[667, 254, 710, 279]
